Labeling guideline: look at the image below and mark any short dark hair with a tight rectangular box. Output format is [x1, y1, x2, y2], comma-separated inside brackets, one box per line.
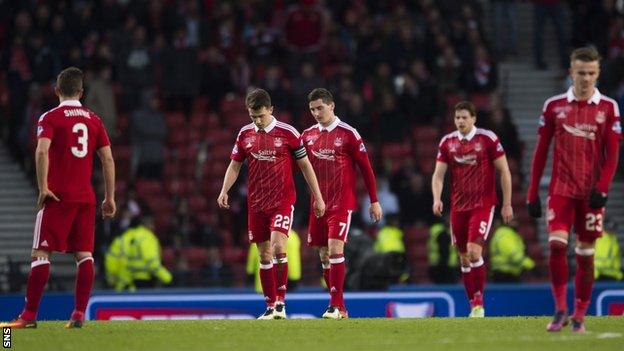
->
[454, 101, 476, 117]
[570, 46, 601, 63]
[307, 88, 334, 104]
[56, 67, 83, 97]
[245, 89, 272, 110]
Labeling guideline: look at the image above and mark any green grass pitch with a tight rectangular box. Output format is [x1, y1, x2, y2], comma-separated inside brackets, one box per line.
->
[8, 317, 624, 351]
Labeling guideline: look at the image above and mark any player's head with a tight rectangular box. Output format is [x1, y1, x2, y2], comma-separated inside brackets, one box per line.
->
[55, 67, 84, 100]
[246, 88, 274, 129]
[308, 88, 336, 125]
[569, 47, 601, 99]
[454, 101, 477, 135]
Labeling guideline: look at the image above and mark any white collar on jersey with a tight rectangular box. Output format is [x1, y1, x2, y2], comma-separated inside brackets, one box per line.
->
[457, 126, 477, 141]
[566, 86, 601, 105]
[59, 100, 82, 107]
[317, 116, 341, 132]
[254, 116, 277, 133]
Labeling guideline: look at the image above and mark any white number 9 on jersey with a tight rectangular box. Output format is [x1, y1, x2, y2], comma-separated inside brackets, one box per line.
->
[71, 123, 89, 158]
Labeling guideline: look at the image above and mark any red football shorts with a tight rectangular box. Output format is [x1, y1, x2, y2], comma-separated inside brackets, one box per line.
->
[450, 205, 495, 253]
[307, 209, 353, 247]
[547, 194, 604, 242]
[32, 201, 96, 253]
[247, 206, 294, 243]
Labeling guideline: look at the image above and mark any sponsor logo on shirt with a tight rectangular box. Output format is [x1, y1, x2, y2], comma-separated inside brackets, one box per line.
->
[563, 123, 597, 140]
[595, 111, 606, 124]
[274, 137, 283, 147]
[312, 149, 336, 161]
[453, 154, 477, 166]
[250, 150, 277, 162]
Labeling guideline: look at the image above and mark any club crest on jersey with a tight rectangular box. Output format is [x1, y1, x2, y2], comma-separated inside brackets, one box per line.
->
[595, 111, 606, 124]
[474, 143, 482, 152]
[274, 137, 283, 147]
[334, 137, 343, 147]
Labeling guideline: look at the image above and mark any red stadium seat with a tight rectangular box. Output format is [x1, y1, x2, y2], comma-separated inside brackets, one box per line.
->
[135, 180, 164, 198]
[470, 92, 492, 112]
[165, 112, 186, 129]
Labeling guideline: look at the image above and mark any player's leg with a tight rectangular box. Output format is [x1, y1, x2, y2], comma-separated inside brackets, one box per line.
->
[450, 210, 473, 312]
[318, 246, 330, 290]
[249, 211, 276, 319]
[323, 210, 352, 319]
[65, 204, 96, 328]
[546, 195, 574, 331]
[270, 206, 293, 316]
[466, 206, 494, 318]
[570, 201, 603, 332]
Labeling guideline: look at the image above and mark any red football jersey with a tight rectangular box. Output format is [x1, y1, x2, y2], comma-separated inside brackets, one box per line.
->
[36, 100, 111, 204]
[437, 127, 506, 212]
[302, 118, 378, 212]
[230, 118, 306, 213]
[527, 88, 622, 201]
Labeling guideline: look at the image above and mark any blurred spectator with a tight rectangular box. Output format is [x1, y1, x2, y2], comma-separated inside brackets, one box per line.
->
[427, 221, 459, 284]
[489, 221, 535, 283]
[85, 64, 117, 138]
[283, 0, 326, 54]
[594, 219, 623, 281]
[118, 25, 154, 110]
[162, 27, 199, 117]
[491, 0, 518, 60]
[465, 45, 497, 93]
[482, 106, 522, 162]
[533, 0, 568, 70]
[390, 161, 434, 226]
[361, 176, 398, 226]
[131, 90, 167, 180]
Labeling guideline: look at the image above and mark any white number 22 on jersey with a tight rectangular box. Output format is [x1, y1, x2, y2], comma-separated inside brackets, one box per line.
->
[71, 123, 88, 158]
[273, 215, 291, 230]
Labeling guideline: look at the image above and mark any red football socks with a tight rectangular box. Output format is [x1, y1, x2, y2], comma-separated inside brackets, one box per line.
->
[461, 266, 475, 302]
[274, 253, 288, 302]
[573, 248, 595, 321]
[74, 257, 94, 315]
[259, 261, 277, 307]
[21, 257, 51, 321]
[329, 254, 346, 310]
[549, 239, 569, 312]
[471, 257, 486, 302]
[322, 262, 331, 291]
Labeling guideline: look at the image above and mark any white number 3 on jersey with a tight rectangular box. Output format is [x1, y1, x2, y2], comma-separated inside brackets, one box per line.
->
[71, 123, 89, 158]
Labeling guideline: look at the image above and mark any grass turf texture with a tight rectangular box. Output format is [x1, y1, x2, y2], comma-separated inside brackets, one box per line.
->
[9, 317, 623, 351]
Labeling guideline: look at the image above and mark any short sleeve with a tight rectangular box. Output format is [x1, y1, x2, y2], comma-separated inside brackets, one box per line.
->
[488, 135, 506, 160]
[436, 139, 448, 163]
[37, 113, 54, 140]
[96, 118, 111, 148]
[230, 130, 247, 162]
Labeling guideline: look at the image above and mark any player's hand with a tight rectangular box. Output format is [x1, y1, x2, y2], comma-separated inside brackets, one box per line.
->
[37, 189, 60, 209]
[589, 190, 607, 209]
[526, 199, 542, 218]
[217, 192, 230, 209]
[102, 198, 116, 219]
[313, 197, 326, 218]
[432, 200, 443, 217]
[501, 204, 514, 224]
[369, 202, 383, 223]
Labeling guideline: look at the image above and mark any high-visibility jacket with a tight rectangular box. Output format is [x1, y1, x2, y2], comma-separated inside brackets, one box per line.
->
[246, 229, 302, 293]
[489, 225, 535, 276]
[374, 225, 405, 253]
[594, 230, 623, 280]
[105, 225, 172, 291]
[428, 223, 458, 267]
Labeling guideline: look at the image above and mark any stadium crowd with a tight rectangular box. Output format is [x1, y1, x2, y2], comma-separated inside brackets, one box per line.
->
[0, 0, 622, 289]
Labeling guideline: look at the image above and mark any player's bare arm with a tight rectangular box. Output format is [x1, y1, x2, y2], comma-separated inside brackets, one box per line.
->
[97, 145, 116, 218]
[493, 155, 514, 223]
[217, 160, 242, 209]
[296, 156, 326, 217]
[431, 161, 447, 216]
[35, 138, 60, 209]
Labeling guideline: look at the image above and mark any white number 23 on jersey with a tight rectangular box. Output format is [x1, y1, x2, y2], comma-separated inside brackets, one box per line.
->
[71, 123, 88, 158]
